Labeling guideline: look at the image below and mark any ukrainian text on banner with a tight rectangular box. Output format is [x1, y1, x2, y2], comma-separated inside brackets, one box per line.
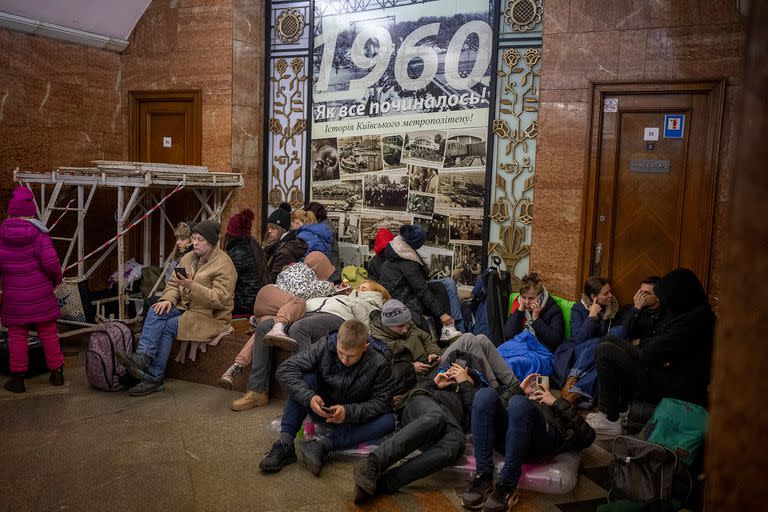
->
[310, 0, 492, 289]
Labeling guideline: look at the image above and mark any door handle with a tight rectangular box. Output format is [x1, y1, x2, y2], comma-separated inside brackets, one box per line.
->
[594, 243, 602, 265]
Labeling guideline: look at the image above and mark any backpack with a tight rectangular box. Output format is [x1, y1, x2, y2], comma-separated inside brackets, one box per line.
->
[86, 322, 135, 391]
[645, 398, 708, 467]
[469, 265, 512, 346]
[609, 435, 692, 504]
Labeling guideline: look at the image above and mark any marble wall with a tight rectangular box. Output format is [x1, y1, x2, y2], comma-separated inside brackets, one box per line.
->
[120, 0, 235, 172]
[533, 0, 746, 301]
[0, 28, 122, 208]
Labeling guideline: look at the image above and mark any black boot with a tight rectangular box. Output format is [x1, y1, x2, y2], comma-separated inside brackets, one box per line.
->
[50, 366, 64, 386]
[4, 373, 26, 394]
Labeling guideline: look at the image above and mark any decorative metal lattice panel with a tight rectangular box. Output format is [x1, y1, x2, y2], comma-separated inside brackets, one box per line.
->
[487, 1, 543, 289]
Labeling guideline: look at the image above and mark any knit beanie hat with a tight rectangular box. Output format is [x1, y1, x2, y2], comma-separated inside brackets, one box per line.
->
[7, 186, 36, 217]
[267, 202, 292, 232]
[381, 299, 412, 327]
[192, 220, 221, 246]
[226, 208, 254, 237]
[399, 224, 426, 250]
[373, 228, 395, 254]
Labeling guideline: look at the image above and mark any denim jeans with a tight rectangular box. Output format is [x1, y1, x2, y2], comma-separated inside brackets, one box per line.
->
[430, 277, 465, 331]
[136, 307, 182, 382]
[471, 389, 560, 488]
[280, 373, 396, 450]
[247, 319, 275, 393]
[568, 325, 626, 404]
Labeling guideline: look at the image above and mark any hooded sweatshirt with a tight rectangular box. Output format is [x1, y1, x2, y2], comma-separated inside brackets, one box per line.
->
[0, 218, 63, 326]
[369, 309, 442, 362]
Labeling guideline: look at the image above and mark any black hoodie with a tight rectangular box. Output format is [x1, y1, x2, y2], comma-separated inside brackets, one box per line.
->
[638, 268, 714, 407]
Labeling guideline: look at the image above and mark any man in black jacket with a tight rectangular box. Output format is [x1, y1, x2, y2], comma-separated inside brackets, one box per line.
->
[462, 374, 595, 512]
[587, 268, 714, 438]
[619, 276, 665, 341]
[259, 320, 396, 475]
[353, 352, 486, 503]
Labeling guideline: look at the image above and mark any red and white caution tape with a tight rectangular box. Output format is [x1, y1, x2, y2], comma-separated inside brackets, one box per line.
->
[47, 199, 74, 231]
[63, 182, 185, 272]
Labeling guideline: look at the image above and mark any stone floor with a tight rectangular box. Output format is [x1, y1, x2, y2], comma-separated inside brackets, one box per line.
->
[0, 368, 611, 512]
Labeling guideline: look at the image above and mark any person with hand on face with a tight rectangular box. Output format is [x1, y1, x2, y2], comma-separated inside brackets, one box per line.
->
[461, 372, 595, 512]
[497, 272, 565, 382]
[259, 320, 395, 476]
[118, 220, 236, 396]
[264, 203, 308, 283]
[353, 355, 485, 504]
[553, 276, 625, 408]
[620, 276, 665, 342]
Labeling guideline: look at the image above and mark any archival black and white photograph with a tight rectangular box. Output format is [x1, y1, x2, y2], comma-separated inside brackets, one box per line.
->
[382, 135, 405, 169]
[311, 179, 363, 212]
[437, 171, 485, 210]
[361, 215, 408, 250]
[415, 213, 450, 248]
[339, 242, 364, 268]
[453, 243, 483, 286]
[407, 165, 439, 194]
[311, 138, 340, 181]
[442, 128, 488, 168]
[427, 252, 454, 280]
[339, 213, 361, 244]
[402, 130, 447, 165]
[311, 0, 492, 123]
[338, 135, 384, 175]
[328, 215, 341, 235]
[407, 193, 435, 216]
[450, 215, 483, 241]
[363, 171, 408, 211]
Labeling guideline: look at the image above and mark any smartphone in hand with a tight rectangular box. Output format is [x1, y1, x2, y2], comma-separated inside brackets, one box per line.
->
[174, 267, 188, 278]
[319, 405, 334, 413]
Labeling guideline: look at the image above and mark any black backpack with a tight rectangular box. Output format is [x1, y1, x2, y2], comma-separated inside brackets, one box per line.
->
[468, 261, 512, 346]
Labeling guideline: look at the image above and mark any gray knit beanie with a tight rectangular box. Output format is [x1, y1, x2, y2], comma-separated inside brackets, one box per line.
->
[381, 299, 412, 327]
[192, 220, 221, 246]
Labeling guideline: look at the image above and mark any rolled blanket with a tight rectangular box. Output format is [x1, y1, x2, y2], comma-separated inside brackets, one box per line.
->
[497, 330, 553, 379]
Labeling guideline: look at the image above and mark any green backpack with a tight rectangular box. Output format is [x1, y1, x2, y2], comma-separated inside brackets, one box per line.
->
[645, 398, 708, 467]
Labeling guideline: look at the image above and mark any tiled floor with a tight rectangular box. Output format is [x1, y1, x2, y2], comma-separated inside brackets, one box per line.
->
[0, 368, 611, 512]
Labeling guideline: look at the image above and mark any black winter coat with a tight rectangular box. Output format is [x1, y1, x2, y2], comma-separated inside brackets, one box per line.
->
[619, 305, 666, 340]
[377, 237, 446, 320]
[276, 333, 395, 423]
[366, 253, 384, 282]
[266, 232, 308, 283]
[539, 397, 597, 453]
[403, 379, 477, 432]
[503, 298, 565, 352]
[226, 237, 267, 315]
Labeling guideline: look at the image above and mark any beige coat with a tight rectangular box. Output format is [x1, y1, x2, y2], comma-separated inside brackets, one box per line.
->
[160, 246, 236, 343]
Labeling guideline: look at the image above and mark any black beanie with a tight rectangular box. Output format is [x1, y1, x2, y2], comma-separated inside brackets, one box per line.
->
[193, 220, 221, 247]
[268, 202, 292, 232]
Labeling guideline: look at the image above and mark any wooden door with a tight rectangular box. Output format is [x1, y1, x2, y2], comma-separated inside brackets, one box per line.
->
[579, 82, 725, 304]
[129, 90, 202, 165]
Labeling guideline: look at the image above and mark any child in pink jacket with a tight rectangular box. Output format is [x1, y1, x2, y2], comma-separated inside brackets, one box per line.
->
[0, 187, 64, 393]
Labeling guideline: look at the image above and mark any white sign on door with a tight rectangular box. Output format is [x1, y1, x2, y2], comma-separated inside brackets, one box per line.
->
[163, 137, 172, 148]
[644, 127, 659, 141]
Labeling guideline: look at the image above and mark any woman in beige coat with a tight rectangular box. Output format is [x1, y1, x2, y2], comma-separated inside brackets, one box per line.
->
[118, 220, 236, 396]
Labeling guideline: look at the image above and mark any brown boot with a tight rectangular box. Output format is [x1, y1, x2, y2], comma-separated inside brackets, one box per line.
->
[561, 375, 583, 404]
[230, 390, 269, 411]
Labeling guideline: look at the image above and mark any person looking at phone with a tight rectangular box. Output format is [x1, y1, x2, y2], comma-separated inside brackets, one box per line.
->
[117, 220, 236, 396]
[353, 353, 485, 504]
[461, 372, 595, 512]
[619, 276, 665, 341]
[553, 276, 625, 408]
[259, 320, 395, 476]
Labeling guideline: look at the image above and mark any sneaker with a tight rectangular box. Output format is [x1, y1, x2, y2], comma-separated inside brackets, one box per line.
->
[482, 482, 518, 512]
[461, 474, 493, 509]
[49, 366, 65, 387]
[300, 439, 331, 476]
[127, 379, 165, 397]
[217, 362, 244, 390]
[353, 454, 380, 504]
[3, 374, 26, 394]
[259, 441, 296, 473]
[263, 323, 299, 351]
[230, 390, 269, 411]
[585, 411, 623, 438]
[116, 351, 150, 380]
[440, 325, 462, 342]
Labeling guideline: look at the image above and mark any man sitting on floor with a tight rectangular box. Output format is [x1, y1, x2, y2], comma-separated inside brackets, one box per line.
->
[259, 319, 396, 476]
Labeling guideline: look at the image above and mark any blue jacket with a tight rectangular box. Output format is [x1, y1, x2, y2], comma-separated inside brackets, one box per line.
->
[296, 223, 333, 259]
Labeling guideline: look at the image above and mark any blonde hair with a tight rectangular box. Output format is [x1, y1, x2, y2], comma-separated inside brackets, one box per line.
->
[338, 320, 369, 349]
[291, 209, 316, 225]
[520, 271, 544, 294]
[360, 280, 390, 302]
